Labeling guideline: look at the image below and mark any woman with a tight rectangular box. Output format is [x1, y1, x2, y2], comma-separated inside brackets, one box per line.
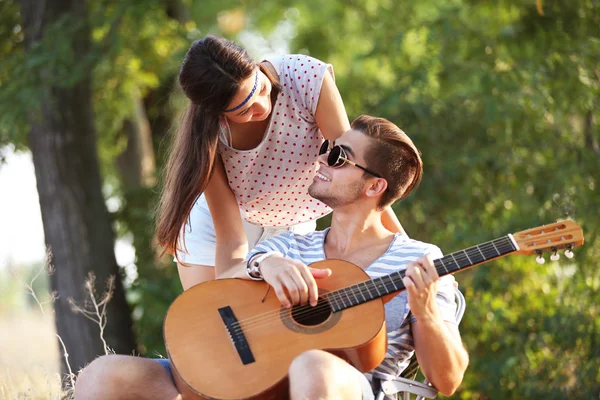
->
[156, 35, 404, 290]
[73, 38, 408, 399]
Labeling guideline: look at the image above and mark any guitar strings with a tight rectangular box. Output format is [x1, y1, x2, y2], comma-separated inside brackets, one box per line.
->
[227, 239, 515, 335]
[229, 239, 515, 335]
[231, 237, 514, 329]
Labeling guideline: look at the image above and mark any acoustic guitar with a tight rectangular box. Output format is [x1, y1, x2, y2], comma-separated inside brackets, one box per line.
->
[164, 221, 583, 400]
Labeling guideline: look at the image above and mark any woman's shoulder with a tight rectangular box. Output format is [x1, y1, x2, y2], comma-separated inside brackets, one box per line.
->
[262, 54, 328, 76]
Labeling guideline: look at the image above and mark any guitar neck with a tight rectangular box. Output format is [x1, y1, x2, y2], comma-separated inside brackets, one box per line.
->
[326, 235, 519, 313]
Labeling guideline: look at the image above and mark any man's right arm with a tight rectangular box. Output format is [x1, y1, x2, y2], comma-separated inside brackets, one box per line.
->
[403, 255, 469, 396]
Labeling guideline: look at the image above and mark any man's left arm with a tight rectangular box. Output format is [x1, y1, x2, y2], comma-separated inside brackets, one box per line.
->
[402, 254, 469, 396]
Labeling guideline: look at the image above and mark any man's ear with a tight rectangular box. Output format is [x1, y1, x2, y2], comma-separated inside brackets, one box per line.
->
[365, 178, 388, 199]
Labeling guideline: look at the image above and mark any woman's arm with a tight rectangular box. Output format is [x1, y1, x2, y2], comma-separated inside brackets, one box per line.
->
[177, 153, 248, 290]
[314, 71, 351, 141]
[204, 153, 249, 274]
[382, 206, 407, 235]
[177, 263, 215, 291]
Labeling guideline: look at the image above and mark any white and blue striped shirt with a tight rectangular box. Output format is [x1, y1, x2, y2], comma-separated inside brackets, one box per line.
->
[247, 228, 458, 381]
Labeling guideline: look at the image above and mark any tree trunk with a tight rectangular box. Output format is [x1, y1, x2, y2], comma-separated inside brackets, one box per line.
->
[117, 88, 157, 189]
[19, 0, 136, 378]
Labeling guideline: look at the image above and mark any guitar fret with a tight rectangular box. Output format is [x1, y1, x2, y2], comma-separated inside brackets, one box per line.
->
[477, 245, 486, 261]
[359, 282, 369, 301]
[450, 253, 461, 269]
[329, 293, 341, 312]
[342, 290, 353, 307]
[439, 258, 449, 273]
[467, 246, 484, 264]
[372, 279, 383, 296]
[490, 240, 501, 256]
[350, 287, 360, 304]
[387, 275, 399, 291]
[363, 283, 374, 300]
[463, 250, 472, 265]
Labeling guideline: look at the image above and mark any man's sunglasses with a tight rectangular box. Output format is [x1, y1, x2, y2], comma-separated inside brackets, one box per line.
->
[318, 140, 382, 178]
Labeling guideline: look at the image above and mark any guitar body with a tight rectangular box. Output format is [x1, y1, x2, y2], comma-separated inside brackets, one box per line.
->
[164, 259, 388, 400]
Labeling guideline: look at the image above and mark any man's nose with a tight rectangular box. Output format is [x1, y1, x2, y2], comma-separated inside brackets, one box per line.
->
[317, 153, 328, 164]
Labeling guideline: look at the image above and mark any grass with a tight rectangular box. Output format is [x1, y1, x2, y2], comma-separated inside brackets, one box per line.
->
[0, 307, 63, 399]
[0, 259, 110, 400]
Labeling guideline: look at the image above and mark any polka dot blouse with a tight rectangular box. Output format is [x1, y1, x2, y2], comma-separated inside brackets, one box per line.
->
[218, 54, 333, 227]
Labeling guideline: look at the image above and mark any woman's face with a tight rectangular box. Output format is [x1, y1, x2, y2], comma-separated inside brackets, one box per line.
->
[223, 69, 273, 124]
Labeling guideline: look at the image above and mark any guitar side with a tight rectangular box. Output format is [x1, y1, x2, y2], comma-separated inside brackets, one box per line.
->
[164, 260, 387, 400]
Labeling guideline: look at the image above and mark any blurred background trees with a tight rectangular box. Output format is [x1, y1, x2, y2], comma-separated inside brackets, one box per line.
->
[1, 0, 598, 398]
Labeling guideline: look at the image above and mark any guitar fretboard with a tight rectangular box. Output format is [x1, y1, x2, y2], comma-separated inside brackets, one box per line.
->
[325, 235, 517, 313]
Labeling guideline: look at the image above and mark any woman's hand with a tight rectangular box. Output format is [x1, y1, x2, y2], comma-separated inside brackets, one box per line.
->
[260, 255, 331, 308]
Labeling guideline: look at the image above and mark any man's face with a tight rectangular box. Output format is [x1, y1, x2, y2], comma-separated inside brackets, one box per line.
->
[308, 129, 376, 208]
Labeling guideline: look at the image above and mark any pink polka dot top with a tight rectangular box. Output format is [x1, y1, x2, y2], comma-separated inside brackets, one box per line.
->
[218, 54, 333, 227]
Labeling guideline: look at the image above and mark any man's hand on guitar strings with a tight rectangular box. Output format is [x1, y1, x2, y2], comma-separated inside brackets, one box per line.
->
[260, 255, 332, 308]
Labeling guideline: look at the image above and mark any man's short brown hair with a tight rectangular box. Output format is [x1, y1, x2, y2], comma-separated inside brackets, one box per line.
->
[351, 115, 423, 209]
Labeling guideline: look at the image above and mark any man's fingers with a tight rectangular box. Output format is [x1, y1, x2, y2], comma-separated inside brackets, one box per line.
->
[279, 274, 302, 306]
[402, 276, 416, 296]
[418, 255, 439, 280]
[272, 281, 291, 308]
[297, 266, 320, 306]
[405, 262, 424, 289]
[310, 268, 332, 279]
[287, 268, 310, 306]
[415, 260, 433, 287]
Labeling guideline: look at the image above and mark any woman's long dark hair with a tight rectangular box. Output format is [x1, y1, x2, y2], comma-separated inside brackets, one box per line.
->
[156, 35, 279, 256]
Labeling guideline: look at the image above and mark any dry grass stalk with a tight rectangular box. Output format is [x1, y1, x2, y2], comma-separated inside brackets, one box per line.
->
[3, 246, 119, 399]
[68, 272, 115, 356]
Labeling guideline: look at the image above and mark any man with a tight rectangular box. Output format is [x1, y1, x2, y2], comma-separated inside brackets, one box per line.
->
[75, 115, 468, 400]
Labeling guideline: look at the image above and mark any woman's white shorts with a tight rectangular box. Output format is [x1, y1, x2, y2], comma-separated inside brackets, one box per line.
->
[175, 194, 316, 266]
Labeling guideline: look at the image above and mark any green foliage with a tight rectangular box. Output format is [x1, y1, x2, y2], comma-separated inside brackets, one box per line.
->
[116, 187, 181, 356]
[0, 5, 90, 148]
[2, 0, 599, 397]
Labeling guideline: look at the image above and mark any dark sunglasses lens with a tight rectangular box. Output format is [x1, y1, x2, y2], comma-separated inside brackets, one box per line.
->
[318, 140, 329, 156]
[328, 146, 345, 167]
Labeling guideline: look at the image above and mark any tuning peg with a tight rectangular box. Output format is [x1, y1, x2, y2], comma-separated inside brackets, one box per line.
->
[564, 249, 574, 259]
[549, 247, 559, 261]
[536, 254, 545, 264]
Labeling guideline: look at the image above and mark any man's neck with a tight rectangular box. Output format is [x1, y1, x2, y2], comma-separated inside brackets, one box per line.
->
[324, 206, 396, 268]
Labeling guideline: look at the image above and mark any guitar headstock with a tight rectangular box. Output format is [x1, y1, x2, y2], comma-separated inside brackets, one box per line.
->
[511, 220, 584, 263]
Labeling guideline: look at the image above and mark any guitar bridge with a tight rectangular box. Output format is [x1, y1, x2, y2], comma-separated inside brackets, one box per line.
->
[218, 306, 256, 365]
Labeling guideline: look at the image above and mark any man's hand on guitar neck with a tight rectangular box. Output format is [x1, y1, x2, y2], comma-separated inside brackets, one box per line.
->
[401, 254, 443, 322]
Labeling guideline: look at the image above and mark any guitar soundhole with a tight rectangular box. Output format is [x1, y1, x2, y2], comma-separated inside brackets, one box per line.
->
[291, 298, 332, 326]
